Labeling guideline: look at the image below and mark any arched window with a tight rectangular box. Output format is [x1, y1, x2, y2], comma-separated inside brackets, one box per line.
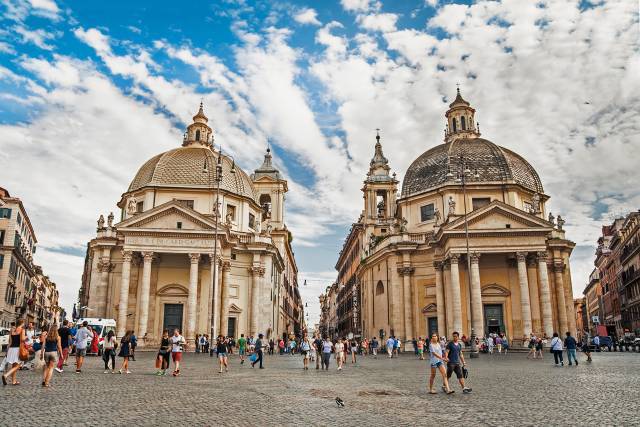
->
[452, 118, 457, 132]
[461, 116, 466, 130]
[376, 281, 384, 295]
[195, 129, 201, 141]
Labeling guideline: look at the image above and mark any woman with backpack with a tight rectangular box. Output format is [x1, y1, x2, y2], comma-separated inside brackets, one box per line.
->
[300, 337, 311, 370]
[550, 332, 564, 367]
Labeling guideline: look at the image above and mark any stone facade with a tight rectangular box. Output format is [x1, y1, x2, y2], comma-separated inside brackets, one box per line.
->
[78, 105, 303, 346]
[0, 187, 60, 329]
[322, 91, 577, 345]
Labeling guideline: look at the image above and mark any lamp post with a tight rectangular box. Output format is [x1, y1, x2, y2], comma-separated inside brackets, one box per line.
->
[450, 152, 481, 357]
[210, 146, 235, 340]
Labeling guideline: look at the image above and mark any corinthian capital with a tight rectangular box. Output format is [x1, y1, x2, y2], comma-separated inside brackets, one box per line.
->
[188, 253, 201, 263]
[141, 251, 154, 262]
[469, 252, 481, 264]
[536, 251, 548, 263]
[516, 252, 528, 263]
[449, 253, 460, 264]
[397, 266, 415, 276]
[248, 265, 265, 277]
[222, 261, 232, 272]
[121, 250, 132, 263]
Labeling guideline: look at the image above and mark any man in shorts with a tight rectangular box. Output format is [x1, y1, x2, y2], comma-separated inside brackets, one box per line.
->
[313, 335, 323, 369]
[74, 321, 91, 373]
[444, 332, 471, 394]
[417, 337, 425, 360]
[238, 334, 247, 364]
[170, 329, 185, 376]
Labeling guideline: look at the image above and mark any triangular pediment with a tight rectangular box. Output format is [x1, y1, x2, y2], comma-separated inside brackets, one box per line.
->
[228, 303, 242, 313]
[116, 200, 220, 231]
[444, 200, 552, 232]
[422, 303, 437, 313]
[481, 284, 511, 297]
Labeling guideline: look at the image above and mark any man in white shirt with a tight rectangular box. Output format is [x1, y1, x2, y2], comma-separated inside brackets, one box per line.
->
[74, 321, 92, 373]
[170, 329, 186, 376]
[25, 322, 35, 347]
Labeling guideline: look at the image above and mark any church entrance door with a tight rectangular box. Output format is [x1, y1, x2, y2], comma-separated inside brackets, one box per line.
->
[484, 304, 504, 335]
[227, 317, 237, 338]
[427, 317, 438, 338]
[163, 304, 184, 334]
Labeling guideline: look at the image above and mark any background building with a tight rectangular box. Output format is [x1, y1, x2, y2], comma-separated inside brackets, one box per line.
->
[583, 268, 603, 336]
[0, 187, 60, 329]
[323, 90, 577, 346]
[78, 105, 303, 346]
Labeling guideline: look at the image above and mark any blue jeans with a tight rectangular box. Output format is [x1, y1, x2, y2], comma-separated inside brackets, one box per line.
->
[566, 349, 578, 364]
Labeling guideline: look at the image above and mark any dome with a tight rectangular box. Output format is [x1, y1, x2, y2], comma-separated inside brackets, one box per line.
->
[401, 138, 544, 197]
[127, 146, 257, 201]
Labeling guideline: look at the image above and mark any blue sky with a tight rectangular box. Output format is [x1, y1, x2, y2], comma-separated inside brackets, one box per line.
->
[1, 0, 638, 325]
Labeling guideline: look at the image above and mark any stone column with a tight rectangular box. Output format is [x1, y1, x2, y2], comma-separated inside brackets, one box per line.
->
[220, 261, 232, 337]
[449, 254, 463, 334]
[97, 255, 112, 318]
[207, 254, 220, 338]
[537, 252, 553, 337]
[137, 251, 154, 339]
[553, 261, 568, 334]
[443, 261, 453, 336]
[527, 257, 541, 334]
[469, 252, 484, 337]
[434, 261, 446, 337]
[187, 253, 200, 345]
[398, 265, 415, 343]
[117, 251, 132, 338]
[248, 265, 265, 336]
[516, 252, 533, 337]
[562, 256, 577, 336]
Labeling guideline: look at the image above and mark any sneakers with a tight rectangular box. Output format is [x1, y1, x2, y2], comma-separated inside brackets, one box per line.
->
[54, 368, 63, 373]
[104, 370, 109, 374]
[126, 370, 131, 374]
[155, 370, 162, 376]
[75, 369, 81, 373]
[561, 362, 564, 366]
[463, 388, 472, 394]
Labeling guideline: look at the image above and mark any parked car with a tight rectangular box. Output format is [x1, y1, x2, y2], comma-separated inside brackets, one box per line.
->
[75, 318, 116, 356]
[592, 336, 613, 352]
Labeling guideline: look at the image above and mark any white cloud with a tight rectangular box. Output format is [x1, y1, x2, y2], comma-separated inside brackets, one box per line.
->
[340, 0, 378, 12]
[13, 25, 57, 50]
[293, 8, 321, 26]
[357, 13, 398, 33]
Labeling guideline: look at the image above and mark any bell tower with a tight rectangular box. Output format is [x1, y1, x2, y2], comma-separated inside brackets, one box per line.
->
[251, 147, 287, 230]
[444, 88, 481, 143]
[362, 131, 398, 225]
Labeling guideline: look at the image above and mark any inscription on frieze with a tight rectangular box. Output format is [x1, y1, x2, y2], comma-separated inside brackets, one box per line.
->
[127, 236, 214, 248]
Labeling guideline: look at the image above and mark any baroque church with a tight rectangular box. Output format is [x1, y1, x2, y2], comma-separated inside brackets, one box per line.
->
[79, 105, 304, 346]
[328, 90, 576, 345]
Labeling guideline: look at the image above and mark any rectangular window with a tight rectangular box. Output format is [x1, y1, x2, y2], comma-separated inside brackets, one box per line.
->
[14, 231, 20, 248]
[0, 208, 11, 219]
[0, 254, 4, 269]
[177, 199, 194, 209]
[523, 201, 533, 213]
[176, 222, 182, 229]
[472, 197, 491, 210]
[0, 230, 4, 245]
[136, 201, 144, 213]
[226, 204, 236, 221]
[248, 213, 256, 229]
[420, 203, 435, 222]
[16, 213, 22, 225]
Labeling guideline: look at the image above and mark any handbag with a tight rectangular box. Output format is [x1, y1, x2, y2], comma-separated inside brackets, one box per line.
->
[19, 343, 29, 362]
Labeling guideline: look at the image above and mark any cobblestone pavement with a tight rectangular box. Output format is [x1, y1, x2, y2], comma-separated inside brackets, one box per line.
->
[0, 349, 637, 426]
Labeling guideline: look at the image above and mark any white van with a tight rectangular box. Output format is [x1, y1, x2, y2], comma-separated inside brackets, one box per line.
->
[75, 318, 116, 355]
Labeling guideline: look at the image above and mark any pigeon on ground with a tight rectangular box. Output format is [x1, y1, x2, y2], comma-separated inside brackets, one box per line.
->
[336, 397, 344, 407]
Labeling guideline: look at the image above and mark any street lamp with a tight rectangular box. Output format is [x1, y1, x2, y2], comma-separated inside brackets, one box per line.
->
[452, 152, 481, 358]
[210, 146, 235, 340]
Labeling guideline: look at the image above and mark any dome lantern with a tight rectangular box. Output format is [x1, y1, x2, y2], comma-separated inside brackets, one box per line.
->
[445, 88, 480, 143]
[183, 102, 213, 147]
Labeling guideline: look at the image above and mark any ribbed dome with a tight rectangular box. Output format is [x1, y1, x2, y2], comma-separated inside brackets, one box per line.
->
[127, 146, 257, 201]
[401, 138, 544, 197]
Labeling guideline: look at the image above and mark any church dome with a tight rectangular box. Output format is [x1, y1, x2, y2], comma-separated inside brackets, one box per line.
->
[127, 146, 257, 201]
[401, 137, 544, 197]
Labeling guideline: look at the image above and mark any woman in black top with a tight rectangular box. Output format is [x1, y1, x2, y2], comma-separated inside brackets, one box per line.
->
[2, 319, 25, 386]
[156, 330, 171, 376]
[216, 335, 229, 374]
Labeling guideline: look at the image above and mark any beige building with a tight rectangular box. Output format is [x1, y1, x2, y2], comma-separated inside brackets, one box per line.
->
[331, 90, 577, 345]
[79, 105, 303, 346]
[0, 187, 60, 329]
